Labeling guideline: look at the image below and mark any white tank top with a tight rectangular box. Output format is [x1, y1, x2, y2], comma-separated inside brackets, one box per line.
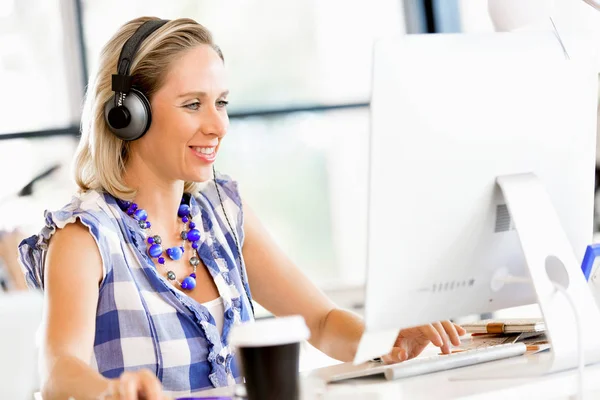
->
[202, 297, 225, 334]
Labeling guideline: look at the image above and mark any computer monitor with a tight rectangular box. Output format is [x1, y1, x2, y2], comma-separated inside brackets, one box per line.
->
[356, 32, 600, 372]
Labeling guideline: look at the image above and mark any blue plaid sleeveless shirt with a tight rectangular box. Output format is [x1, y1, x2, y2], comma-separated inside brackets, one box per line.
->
[18, 173, 254, 397]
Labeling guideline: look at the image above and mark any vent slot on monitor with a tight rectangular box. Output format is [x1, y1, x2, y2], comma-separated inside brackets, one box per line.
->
[423, 278, 476, 293]
[495, 204, 513, 233]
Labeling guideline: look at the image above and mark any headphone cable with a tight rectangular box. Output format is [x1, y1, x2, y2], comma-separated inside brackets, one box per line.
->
[213, 165, 256, 318]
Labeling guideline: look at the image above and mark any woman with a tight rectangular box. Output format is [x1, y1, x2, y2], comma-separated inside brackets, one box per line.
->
[19, 17, 465, 400]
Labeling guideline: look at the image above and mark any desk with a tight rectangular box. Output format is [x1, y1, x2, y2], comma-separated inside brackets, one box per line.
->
[199, 352, 600, 399]
[315, 352, 600, 399]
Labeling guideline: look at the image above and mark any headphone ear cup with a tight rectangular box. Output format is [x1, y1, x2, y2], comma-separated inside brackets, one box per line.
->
[104, 88, 152, 141]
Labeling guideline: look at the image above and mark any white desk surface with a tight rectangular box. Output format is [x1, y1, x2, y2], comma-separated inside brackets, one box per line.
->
[199, 351, 600, 399]
[313, 352, 600, 399]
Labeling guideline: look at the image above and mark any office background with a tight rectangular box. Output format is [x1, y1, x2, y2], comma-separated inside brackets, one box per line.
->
[1, 0, 599, 299]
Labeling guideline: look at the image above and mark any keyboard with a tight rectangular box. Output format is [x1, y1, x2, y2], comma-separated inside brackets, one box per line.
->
[315, 342, 527, 383]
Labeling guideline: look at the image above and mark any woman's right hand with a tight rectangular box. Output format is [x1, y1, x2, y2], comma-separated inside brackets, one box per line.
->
[102, 369, 171, 400]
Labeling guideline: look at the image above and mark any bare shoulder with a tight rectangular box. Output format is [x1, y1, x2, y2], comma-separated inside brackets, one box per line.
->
[46, 220, 103, 285]
[49, 220, 99, 255]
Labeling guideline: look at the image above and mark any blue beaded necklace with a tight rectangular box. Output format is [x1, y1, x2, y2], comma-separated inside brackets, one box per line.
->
[116, 197, 201, 291]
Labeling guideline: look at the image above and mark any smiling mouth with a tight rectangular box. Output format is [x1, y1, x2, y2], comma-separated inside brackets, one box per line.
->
[190, 146, 217, 162]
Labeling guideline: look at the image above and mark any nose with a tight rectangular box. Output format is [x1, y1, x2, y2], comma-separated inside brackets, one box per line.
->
[200, 106, 228, 138]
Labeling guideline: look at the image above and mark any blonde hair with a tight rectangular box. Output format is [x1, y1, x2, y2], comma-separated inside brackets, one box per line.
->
[73, 17, 224, 200]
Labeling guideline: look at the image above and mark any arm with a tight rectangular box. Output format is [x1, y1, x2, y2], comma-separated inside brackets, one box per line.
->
[241, 202, 364, 362]
[242, 202, 465, 363]
[41, 222, 163, 400]
[41, 222, 110, 399]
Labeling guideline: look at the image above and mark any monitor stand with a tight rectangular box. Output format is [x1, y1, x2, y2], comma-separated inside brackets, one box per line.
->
[355, 172, 600, 370]
[491, 172, 600, 373]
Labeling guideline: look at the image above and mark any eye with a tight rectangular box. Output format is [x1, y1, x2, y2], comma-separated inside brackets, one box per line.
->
[217, 100, 229, 108]
[184, 101, 200, 110]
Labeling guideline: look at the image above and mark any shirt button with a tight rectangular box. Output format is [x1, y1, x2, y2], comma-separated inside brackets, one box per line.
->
[217, 355, 226, 365]
[222, 272, 231, 284]
[226, 309, 234, 319]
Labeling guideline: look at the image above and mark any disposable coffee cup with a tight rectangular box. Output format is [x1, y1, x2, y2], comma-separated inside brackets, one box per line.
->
[229, 315, 310, 400]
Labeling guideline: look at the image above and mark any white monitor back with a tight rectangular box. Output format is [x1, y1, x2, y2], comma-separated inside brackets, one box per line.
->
[358, 32, 599, 362]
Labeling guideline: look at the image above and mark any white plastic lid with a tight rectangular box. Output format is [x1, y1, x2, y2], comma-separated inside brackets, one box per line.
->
[229, 315, 311, 348]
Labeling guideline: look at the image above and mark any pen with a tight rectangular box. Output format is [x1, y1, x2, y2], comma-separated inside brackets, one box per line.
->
[526, 345, 543, 352]
[439, 349, 466, 355]
[438, 345, 544, 356]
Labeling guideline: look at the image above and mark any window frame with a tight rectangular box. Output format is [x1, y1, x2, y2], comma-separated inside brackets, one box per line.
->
[2, 0, 429, 141]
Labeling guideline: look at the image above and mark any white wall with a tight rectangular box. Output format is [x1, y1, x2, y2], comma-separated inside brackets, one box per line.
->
[459, 0, 600, 165]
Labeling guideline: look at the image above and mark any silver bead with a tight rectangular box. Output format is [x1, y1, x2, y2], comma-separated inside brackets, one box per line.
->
[181, 231, 188, 240]
[189, 256, 200, 266]
[167, 271, 176, 281]
[153, 235, 162, 244]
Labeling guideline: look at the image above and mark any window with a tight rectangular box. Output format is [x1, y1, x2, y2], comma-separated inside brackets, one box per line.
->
[219, 108, 370, 286]
[0, 0, 82, 135]
[0, 136, 78, 233]
[81, 0, 404, 112]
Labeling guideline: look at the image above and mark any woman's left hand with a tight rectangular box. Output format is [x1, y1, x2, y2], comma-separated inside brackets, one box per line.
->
[382, 321, 467, 364]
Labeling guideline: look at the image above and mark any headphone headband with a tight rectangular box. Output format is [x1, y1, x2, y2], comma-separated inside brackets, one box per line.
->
[112, 19, 169, 93]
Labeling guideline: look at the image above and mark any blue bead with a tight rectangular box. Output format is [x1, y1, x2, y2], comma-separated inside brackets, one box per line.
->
[133, 209, 148, 221]
[182, 216, 189, 223]
[127, 203, 138, 215]
[145, 221, 151, 229]
[181, 276, 196, 290]
[190, 272, 196, 278]
[116, 199, 131, 211]
[187, 228, 201, 242]
[178, 204, 190, 218]
[148, 244, 163, 258]
[158, 256, 165, 264]
[147, 237, 154, 244]
[189, 222, 196, 229]
[192, 241, 199, 249]
[166, 246, 183, 261]
[180, 246, 185, 253]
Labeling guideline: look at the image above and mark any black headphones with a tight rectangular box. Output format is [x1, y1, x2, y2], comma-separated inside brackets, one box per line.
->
[104, 19, 169, 141]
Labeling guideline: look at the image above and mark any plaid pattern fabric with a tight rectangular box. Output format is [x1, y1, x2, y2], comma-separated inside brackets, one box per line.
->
[18, 173, 254, 396]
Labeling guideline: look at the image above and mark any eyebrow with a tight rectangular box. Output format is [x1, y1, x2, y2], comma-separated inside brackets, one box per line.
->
[177, 90, 229, 99]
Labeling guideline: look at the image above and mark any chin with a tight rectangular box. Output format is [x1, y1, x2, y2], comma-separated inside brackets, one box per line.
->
[185, 171, 213, 184]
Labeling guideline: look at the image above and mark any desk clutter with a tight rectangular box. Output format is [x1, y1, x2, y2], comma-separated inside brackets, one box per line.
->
[459, 318, 550, 356]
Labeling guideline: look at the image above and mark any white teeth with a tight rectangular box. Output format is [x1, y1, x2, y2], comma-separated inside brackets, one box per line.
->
[194, 147, 215, 155]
